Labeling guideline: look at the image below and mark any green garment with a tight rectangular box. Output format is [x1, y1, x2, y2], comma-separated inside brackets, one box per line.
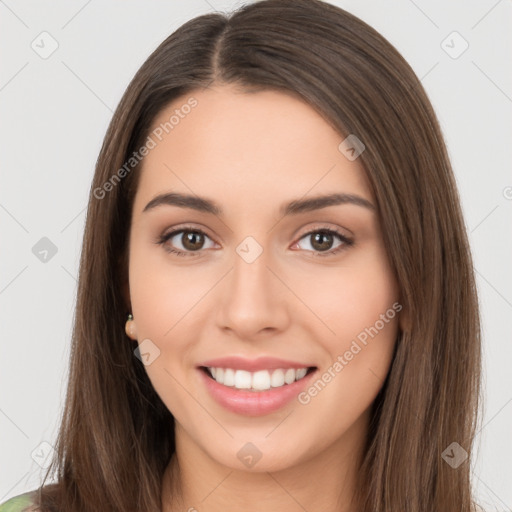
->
[0, 492, 35, 512]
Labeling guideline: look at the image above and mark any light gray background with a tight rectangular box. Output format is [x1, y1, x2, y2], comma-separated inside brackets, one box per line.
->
[1, 0, 511, 509]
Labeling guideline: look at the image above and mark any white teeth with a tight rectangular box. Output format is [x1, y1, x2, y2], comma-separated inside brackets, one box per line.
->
[252, 370, 271, 391]
[206, 366, 311, 391]
[270, 369, 285, 387]
[223, 368, 235, 387]
[295, 368, 307, 380]
[234, 370, 252, 389]
[284, 368, 295, 384]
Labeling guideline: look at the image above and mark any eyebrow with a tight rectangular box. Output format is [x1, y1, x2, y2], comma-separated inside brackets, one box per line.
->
[142, 191, 375, 216]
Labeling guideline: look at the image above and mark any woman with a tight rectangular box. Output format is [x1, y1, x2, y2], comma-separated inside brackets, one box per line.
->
[0, 0, 482, 511]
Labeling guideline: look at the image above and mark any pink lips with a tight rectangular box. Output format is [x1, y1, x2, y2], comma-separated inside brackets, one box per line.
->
[197, 356, 317, 416]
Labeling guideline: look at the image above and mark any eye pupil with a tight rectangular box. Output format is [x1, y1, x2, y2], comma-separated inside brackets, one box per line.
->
[182, 231, 204, 251]
[311, 231, 333, 251]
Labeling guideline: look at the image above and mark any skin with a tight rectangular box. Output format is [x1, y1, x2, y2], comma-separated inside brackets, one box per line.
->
[124, 84, 403, 512]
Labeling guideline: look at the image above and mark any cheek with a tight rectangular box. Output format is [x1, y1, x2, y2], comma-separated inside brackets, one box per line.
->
[127, 244, 210, 415]
[127, 242, 200, 384]
[128, 237, 215, 338]
[295, 246, 400, 419]
[292, 245, 399, 349]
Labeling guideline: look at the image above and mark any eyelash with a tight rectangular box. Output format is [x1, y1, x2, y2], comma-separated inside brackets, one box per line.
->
[156, 224, 354, 258]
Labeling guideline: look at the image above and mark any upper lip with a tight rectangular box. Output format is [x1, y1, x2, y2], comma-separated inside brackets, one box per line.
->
[199, 356, 316, 372]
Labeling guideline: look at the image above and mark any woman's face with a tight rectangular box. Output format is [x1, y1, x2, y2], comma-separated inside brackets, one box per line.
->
[126, 84, 401, 472]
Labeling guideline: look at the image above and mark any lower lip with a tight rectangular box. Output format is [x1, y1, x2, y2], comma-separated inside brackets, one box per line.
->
[198, 368, 317, 416]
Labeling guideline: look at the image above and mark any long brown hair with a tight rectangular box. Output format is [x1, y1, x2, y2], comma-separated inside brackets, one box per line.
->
[34, 1, 482, 510]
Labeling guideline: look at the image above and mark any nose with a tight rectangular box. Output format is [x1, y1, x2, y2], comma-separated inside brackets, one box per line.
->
[215, 241, 291, 340]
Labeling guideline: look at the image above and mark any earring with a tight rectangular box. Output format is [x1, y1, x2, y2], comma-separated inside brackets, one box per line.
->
[125, 313, 136, 339]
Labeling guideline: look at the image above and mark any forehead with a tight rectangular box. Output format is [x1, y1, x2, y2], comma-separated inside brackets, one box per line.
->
[133, 85, 373, 215]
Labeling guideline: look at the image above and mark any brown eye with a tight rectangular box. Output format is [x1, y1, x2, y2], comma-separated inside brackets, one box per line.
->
[295, 228, 354, 257]
[180, 231, 205, 251]
[157, 227, 216, 257]
[310, 231, 335, 251]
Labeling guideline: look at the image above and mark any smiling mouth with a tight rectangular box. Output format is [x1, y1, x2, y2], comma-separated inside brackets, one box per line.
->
[199, 366, 317, 392]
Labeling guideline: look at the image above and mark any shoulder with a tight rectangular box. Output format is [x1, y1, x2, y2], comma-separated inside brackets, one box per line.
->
[0, 491, 38, 512]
